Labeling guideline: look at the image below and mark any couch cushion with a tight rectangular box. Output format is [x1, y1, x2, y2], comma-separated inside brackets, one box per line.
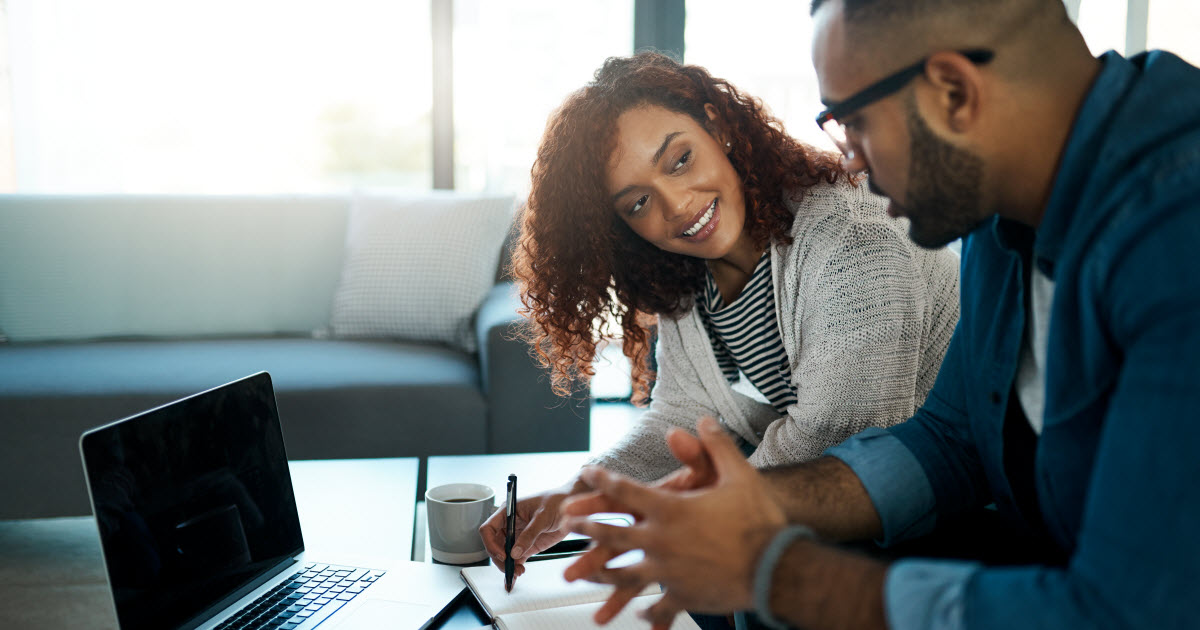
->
[0, 338, 481, 395]
[0, 339, 488, 518]
[0, 195, 349, 342]
[328, 193, 515, 352]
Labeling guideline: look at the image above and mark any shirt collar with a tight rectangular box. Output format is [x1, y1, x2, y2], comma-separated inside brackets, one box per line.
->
[989, 215, 1035, 257]
[1032, 51, 1138, 277]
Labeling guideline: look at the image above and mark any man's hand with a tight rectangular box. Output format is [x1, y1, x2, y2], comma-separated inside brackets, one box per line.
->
[551, 419, 721, 623]
[565, 420, 719, 522]
[560, 417, 786, 628]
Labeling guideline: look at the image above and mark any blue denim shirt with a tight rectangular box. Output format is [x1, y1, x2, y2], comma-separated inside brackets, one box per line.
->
[826, 50, 1200, 629]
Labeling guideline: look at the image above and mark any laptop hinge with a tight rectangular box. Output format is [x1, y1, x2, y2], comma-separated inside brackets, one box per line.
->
[179, 556, 302, 630]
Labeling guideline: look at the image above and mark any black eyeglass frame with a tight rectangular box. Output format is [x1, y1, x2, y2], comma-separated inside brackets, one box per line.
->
[815, 49, 995, 132]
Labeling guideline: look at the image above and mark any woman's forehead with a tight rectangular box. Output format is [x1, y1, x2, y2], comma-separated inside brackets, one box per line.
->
[613, 104, 701, 138]
[608, 105, 704, 170]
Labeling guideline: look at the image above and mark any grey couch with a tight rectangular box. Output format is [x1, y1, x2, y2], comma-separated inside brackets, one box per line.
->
[0, 193, 589, 519]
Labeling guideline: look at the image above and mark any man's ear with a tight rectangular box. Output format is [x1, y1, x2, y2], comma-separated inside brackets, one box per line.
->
[921, 51, 985, 134]
[703, 103, 732, 152]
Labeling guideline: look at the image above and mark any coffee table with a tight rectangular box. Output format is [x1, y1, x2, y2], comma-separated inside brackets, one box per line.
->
[414, 451, 594, 563]
[0, 457, 425, 630]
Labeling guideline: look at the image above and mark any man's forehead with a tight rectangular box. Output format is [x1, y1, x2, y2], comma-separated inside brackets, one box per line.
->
[811, 1, 874, 103]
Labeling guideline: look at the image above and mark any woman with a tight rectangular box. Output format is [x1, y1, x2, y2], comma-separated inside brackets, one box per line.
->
[480, 52, 959, 575]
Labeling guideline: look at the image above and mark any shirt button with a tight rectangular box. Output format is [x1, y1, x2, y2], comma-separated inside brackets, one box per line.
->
[990, 391, 1002, 405]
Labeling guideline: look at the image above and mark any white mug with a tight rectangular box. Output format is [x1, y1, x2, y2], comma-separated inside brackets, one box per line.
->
[425, 483, 495, 564]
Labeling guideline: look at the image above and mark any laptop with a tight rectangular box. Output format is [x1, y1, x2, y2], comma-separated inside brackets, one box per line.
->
[80, 372, 455, 630]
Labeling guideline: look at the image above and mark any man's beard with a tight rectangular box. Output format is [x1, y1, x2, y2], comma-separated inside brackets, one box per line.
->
[896, 102, 990, 249]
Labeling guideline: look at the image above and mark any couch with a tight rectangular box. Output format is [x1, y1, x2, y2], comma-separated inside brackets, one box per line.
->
[0, 192, 590, 519]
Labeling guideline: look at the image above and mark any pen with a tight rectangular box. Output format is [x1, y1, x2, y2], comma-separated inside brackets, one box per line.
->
[504, 474, 517, 593]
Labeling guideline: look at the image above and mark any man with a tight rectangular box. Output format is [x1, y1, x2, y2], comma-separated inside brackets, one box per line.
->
[558, 0, 1200, 628]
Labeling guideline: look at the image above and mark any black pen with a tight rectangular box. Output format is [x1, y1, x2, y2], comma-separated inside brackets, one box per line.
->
[504, 474, 517, 593]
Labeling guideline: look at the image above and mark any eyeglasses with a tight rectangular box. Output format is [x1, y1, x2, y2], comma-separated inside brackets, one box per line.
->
[815, 49, 994, 152]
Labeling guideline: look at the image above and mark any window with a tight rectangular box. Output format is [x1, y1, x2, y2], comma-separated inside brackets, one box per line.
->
[451, 0, 635, 195]
[0, 3, 13, 192]
[8, 1, 1197, 196]
[6, 0, 432, 193]
[1148, 0, 1200, 66]
[1076, 0, 1200, 63]
[1076, 0, 1130, 56]
[685, 0, 834, 154]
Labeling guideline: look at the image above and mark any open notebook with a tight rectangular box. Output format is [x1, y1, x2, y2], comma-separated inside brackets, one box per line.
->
[460, 556, 701, 630]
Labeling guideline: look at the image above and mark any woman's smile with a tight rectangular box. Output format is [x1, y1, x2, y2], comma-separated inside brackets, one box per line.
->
[679, 198, 720, 240]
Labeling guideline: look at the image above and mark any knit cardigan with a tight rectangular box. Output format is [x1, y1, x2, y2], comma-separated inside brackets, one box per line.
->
[590, 178, 961, 482]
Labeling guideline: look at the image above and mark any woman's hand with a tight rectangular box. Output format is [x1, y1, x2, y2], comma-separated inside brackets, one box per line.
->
[478, 476, 589, 580]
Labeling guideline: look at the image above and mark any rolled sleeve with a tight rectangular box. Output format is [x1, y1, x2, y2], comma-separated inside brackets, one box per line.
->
[885, 559, 981, 630]
[825, 428, 938, 546]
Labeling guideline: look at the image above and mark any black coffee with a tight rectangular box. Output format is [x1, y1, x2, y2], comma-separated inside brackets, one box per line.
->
[444, 498, 477, 503]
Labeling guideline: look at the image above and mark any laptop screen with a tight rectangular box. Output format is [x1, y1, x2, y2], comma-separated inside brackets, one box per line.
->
[80, 372, 305, 630]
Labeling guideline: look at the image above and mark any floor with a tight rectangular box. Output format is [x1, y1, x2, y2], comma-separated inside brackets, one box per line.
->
[0, 517, 117, 630]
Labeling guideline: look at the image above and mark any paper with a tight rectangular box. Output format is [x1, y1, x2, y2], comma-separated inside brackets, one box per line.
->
[494, 596, 701, 630]
[460, 556, 659, 618]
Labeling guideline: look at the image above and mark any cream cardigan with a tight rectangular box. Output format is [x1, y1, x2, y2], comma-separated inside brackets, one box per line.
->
[590, 178, 961, 482]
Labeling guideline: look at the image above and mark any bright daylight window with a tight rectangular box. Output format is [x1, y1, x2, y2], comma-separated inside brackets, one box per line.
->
[1046, 0, 1199, 64]
[451, 0, 635, 195]
[1147, 0, 1200, 66]
[1075, 0, 1129, 56]
[685, 0, 835, 154]
[447, 0, 636, 397]
[6, 0, 432, 193]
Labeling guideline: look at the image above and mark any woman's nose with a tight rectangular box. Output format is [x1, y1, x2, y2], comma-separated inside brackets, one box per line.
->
[659, 186, 694, 221]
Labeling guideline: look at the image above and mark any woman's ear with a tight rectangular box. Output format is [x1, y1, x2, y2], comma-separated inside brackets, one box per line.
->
[703, 103, 731, 153]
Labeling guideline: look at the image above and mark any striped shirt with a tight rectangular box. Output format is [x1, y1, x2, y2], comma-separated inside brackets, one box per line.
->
[697, 252, 798, 414]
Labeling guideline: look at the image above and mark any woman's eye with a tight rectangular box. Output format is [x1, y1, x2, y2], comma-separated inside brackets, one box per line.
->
[630, 195, 649, 215]
[672, 150, 692, 172]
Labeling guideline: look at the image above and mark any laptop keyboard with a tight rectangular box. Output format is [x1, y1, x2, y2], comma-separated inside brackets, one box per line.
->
[215, 563, 385, 630]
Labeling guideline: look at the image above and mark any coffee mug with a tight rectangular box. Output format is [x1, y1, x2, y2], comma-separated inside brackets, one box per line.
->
[426, 483, 495, 564]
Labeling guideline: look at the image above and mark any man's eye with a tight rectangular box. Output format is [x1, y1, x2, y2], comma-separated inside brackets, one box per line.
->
[672, 150, 692, 172]
[630, 195, 649, 215]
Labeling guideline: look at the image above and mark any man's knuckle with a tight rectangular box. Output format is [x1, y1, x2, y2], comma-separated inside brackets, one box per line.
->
[643, 525, 672, 551]
[612, 568, 643, 588]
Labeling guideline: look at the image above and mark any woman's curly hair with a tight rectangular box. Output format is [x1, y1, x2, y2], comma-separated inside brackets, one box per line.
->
[515, 52, 847, 404]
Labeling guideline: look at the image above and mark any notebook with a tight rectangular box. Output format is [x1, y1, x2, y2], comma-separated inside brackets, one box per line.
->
[460, 557, 701, 630]
[79, 371, 462, 630]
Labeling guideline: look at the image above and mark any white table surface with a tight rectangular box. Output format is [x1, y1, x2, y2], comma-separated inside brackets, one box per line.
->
[426, 451, 593, 499]
[289, 457, 420, 567]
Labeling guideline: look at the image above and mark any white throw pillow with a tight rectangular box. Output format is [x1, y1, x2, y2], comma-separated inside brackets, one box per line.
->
[328, 193, 516, 352]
